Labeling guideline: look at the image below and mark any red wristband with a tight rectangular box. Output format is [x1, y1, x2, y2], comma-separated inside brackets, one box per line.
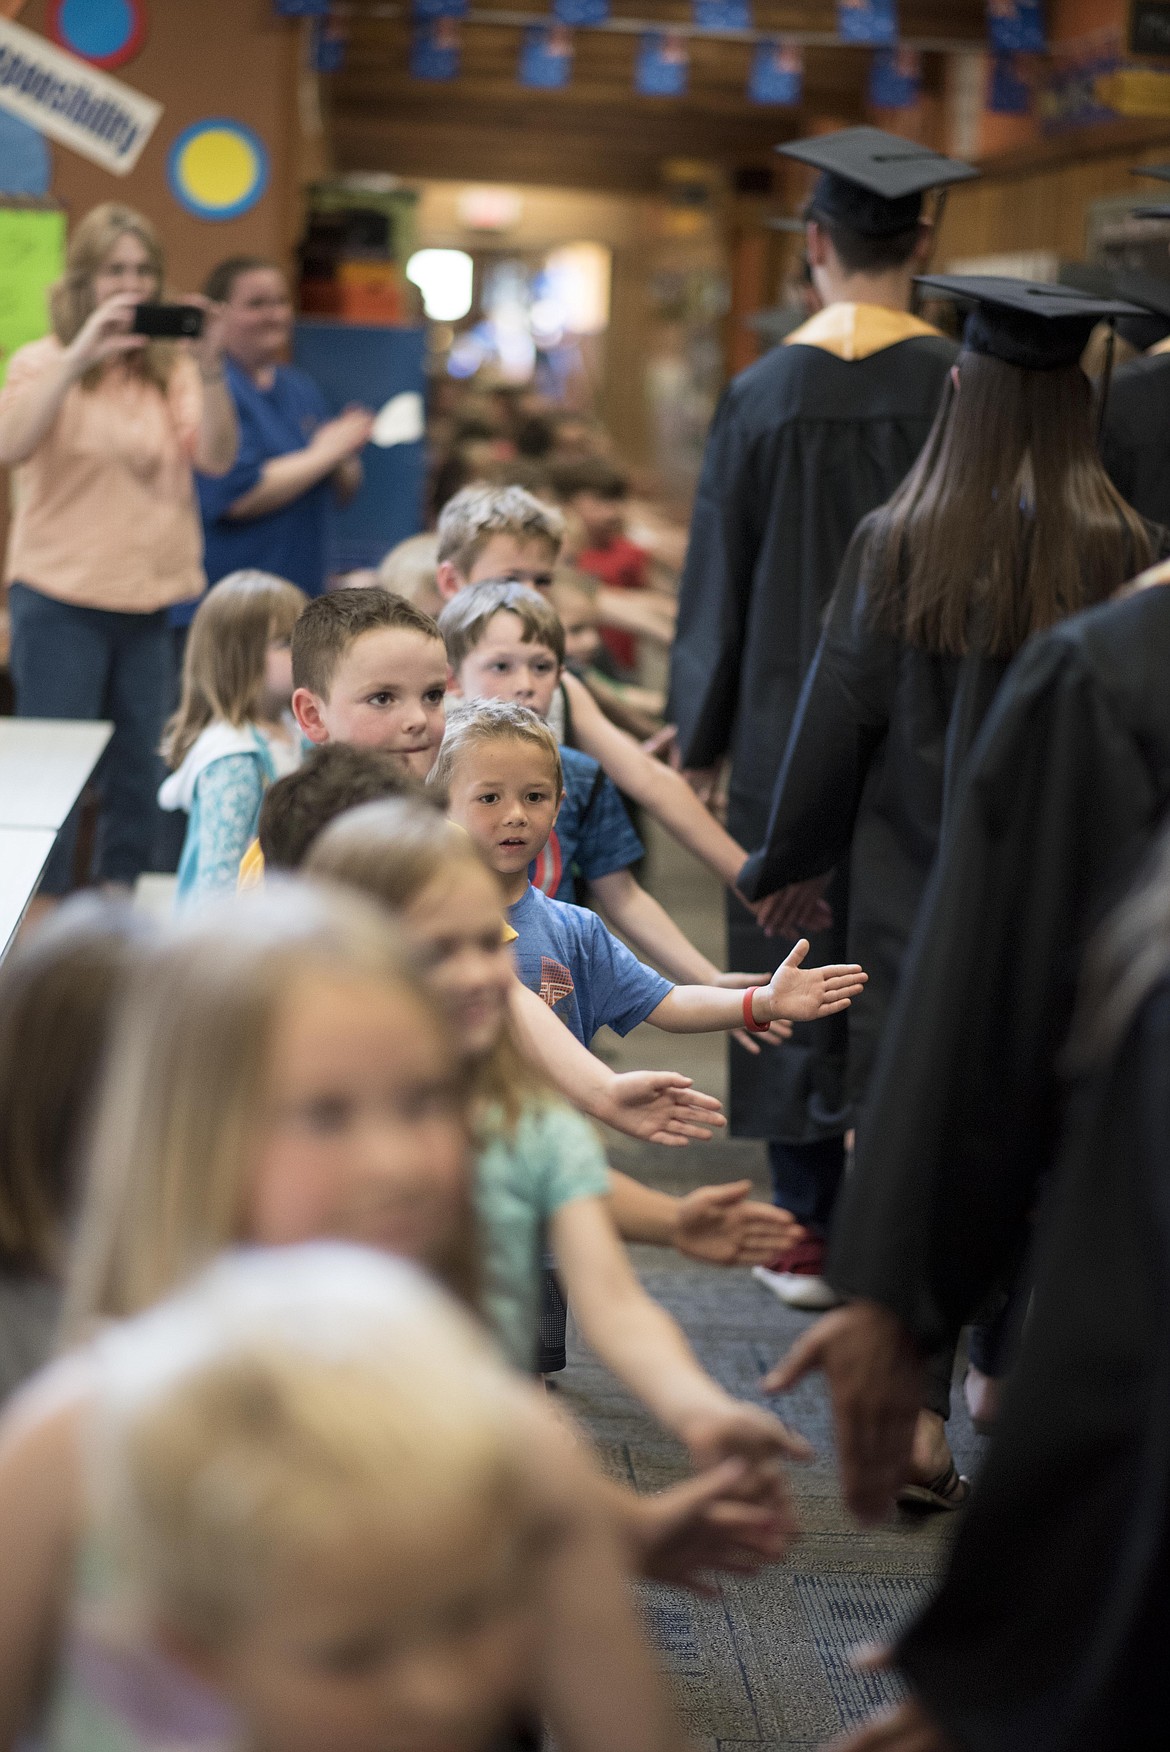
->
[742, 986, 770, 1034]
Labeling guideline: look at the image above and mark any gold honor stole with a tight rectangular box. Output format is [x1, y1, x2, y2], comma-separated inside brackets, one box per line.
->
[783, 302, 943, 362]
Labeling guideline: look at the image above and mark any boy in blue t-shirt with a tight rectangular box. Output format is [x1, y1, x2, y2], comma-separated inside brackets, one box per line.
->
[434, 698, 867, 1050]
[440, 581, 781, 1051]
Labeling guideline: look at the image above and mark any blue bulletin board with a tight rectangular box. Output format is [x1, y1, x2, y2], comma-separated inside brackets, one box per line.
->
[292, 321, 427, 574]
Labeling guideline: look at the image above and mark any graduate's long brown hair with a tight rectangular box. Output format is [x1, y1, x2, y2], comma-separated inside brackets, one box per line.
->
[863, 353, 1153, 658]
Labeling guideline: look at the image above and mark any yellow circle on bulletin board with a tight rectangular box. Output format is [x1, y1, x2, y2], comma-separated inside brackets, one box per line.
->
[168, 120, 269, 221]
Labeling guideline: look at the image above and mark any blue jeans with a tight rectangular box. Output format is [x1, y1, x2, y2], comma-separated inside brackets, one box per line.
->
[767, 1135, 846, 1236]
[7, 583, 172, 892]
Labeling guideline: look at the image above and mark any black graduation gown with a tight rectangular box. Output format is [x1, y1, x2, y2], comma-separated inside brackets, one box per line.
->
[895, 979, 1170, 1752]
[738, 517, 1008, 1112]
[1102, 348, 1170, 526]
[828, 580, 1170, 1353]
[668, 306, 956, 1139]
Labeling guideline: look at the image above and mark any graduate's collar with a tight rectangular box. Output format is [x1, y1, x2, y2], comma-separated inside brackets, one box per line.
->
[783, 302, 943, 362]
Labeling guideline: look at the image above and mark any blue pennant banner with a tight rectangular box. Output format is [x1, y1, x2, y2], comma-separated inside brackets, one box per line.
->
[412, 0, 468, 18]
[837, 0, 898, 47]
[552, 0, 609, 24]
[519, 25, 573, 89]
[869, 46, 922, 109]
[988, 50, 1032, 114]
[635, 30, 689, 98]
[986, 1, 1046, 54]
[693, 0, 751, 30]
[410, 19, 461, 79]
[312, 18, 347, 72]
[749, 41, 803, 106]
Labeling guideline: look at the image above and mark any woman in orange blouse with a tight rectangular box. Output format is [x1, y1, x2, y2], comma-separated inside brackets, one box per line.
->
[0, 203, 237, 896]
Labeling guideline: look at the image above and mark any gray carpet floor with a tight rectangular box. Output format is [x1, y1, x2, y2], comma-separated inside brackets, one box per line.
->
[560, 822, 987, 1750]
[558, 1136, 986, 1751]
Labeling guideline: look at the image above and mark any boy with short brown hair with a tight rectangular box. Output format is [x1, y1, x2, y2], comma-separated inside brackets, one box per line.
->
[258, 743, 421, 871]
[290, 587, 448, 777]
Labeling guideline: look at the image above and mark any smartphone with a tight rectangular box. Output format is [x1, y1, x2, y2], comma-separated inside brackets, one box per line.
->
[132, 303, 205, 339]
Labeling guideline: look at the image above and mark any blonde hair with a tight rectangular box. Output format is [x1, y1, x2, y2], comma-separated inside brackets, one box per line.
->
[51, 203, 169, 391]
[163, 572, 307, 768]
[429, 699, 564, 802]
[377, 532, 442, 620]
[65, 883, 474, 1335]
[0, 899, 152, 1277]
[95, 1246, 539, 1646]
[436, 484, 564, 573]
[306, 798, 546, 1129]
[438, 580, 565, 672]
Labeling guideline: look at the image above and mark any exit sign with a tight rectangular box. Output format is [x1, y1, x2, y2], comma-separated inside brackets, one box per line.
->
[1133, 2, 1170, 56]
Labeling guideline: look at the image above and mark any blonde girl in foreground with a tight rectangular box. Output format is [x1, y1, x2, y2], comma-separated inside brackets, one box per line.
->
[88, 1243, 664, 1752]
[0, 885, 781, 1749]
[306, 797, 812, 1483]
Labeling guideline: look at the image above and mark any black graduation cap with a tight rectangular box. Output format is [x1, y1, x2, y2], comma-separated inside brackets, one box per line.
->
[914, 274, 1148, 370]
[1111, 270, 1170, 349]
[777, 126, 977, 238]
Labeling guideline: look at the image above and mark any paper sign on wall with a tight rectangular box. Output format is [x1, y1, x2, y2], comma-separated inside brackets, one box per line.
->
[0, 206, 66, 384]
[635, 30, 688, 98]
[749, 40, 802, 107]
[837, 0, 897, 47]
[0, 14, 160, 173]
[869, 46, 921, 109]
[986, 2, 1045, 55]
[989, 51, 1031, 114]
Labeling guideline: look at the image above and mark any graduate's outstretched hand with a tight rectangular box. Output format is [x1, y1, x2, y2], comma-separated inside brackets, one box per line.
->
[632, 1459, 795, 1595]
[751, 875, 834, 939]
[758, 940, 867, 1023]
[598, 1070, 726, 1147]
[763, 1301, 924, 1524]
[825, 1697, 958, 1752]
[674, 1180, 805, 1266]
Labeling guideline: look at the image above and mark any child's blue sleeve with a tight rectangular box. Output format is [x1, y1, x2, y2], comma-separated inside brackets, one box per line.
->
[575, 772, 645, 883]
[188, 755, 266, 899]
[581, 910, 673, 1037]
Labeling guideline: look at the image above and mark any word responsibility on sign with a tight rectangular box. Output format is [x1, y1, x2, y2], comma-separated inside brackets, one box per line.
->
[0, 13, 160, 174]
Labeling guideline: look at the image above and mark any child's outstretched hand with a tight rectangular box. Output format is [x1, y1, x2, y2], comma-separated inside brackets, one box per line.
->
[632, 1459, 796, 1596]
[676, 1394, 812, 1478]
[674, 1180, 805, 1266]
[599, 1070, 727, 1147]
[757, 938, 867, 1024]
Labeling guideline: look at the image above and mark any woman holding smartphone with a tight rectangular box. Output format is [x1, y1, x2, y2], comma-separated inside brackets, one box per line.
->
[0, 202, 236, 904]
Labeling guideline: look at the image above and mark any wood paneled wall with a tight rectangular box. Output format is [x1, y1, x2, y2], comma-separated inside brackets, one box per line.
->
[938, 127, 1170, 266]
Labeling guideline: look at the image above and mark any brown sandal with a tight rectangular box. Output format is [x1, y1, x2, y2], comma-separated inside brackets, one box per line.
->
[896, 1461, 971, 1514]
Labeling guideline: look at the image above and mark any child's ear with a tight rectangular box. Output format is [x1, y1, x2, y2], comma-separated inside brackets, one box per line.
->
[446, 663, 463, 697]
[435, 560, 463, 603]
[291, 687, 330, 745]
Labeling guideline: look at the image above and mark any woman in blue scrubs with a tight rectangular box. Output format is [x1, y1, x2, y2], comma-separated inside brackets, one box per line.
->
[175, 256, 374, 623]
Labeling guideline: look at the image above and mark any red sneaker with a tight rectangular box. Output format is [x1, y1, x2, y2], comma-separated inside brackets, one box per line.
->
[752, 1236, 843, 1310]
